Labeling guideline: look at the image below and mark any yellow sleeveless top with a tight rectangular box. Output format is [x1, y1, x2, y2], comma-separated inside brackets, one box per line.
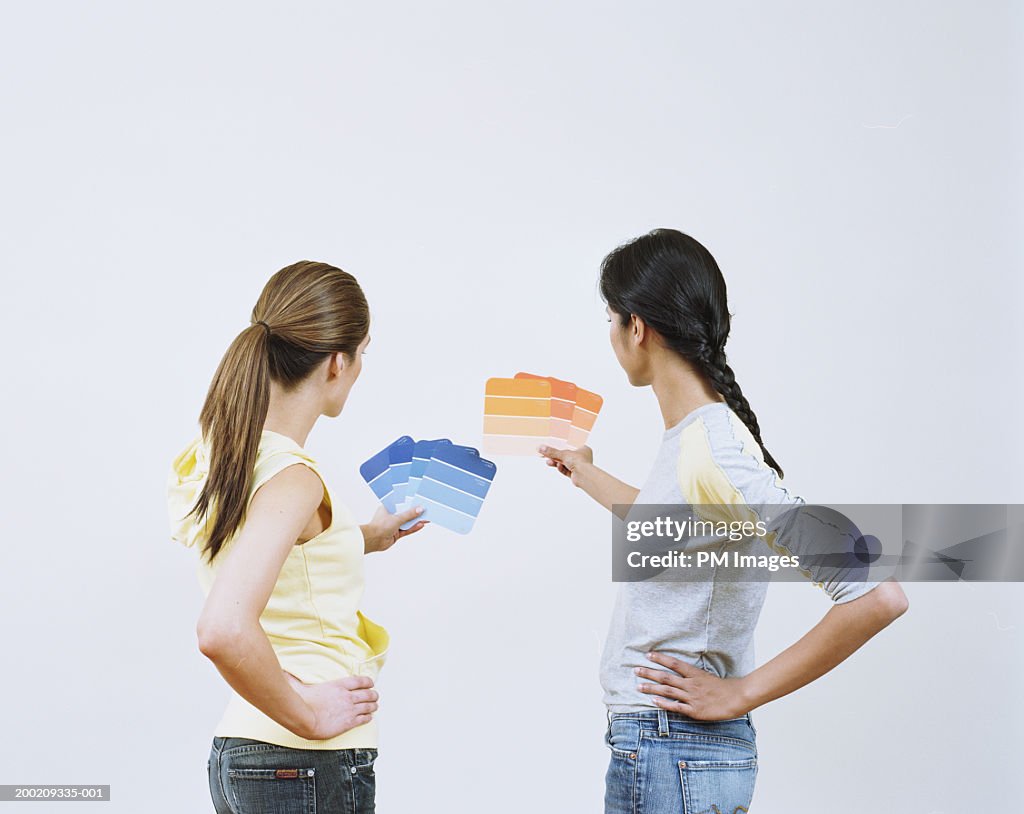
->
[167, 428, 389, 749]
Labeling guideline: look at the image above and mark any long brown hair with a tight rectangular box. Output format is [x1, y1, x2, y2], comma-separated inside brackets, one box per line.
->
[187, 260, 370, 564]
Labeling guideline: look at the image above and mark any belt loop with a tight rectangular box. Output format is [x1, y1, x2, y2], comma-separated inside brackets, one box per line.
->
[657, 708, 669, 736]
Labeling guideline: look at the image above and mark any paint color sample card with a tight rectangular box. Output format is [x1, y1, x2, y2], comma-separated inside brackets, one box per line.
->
[566, 387, 603, 448]
[400, 441, 496, 534]
[482, 377, 552, 455]
[386, 436, 416, 507]
[514, 372, 576, 446]
[358, 435, 413, 513]
[483, 373, 603, 454]
[361, 437, 497, 535]
[395, 438, 448, 514]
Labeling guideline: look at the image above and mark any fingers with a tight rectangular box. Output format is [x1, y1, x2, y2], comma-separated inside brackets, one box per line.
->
[352, 701, 379, 715]
[635, 666, 687, 689]
[539, 444, 594, 472]
[349, 688, 379, 704]
[647, 651, 696, 676]
[350, 713, 374, 728]
[396, 505, 425, 526]
[638, 681, 687, 701]
[540, 448, 573, 478]
[338, 675, 374, 690]
[538, 444, 567, 462]
[398, 520, 429, 536]
[651, 696, 695, 715]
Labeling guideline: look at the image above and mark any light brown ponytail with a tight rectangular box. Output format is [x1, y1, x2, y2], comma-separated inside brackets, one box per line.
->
[186, 261, 370, 563]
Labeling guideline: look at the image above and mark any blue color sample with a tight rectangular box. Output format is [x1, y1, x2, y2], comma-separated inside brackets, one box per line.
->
[359, 436, 413, 513]
[396, 438, 448, 513]
[401, 442, 496, 534]
[364, 436, 497, 535]
[387, 436, 416, 507]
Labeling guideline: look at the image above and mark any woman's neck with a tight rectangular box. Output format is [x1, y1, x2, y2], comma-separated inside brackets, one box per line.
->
[263, 386, 321, 448]
[650, 355, 725, 430]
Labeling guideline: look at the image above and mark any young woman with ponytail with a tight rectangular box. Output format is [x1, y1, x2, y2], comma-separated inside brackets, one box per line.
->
[167, 261, 427, 814]
[540, 229, 909, 813]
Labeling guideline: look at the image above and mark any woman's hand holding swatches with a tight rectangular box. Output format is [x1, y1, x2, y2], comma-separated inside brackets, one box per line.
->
[360, 504, 429, 554]
[538, 444, 640, 518]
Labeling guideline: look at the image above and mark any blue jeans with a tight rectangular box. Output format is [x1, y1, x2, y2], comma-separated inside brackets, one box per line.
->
[604, 709, 758, 814]
[208, 736, 377, 814]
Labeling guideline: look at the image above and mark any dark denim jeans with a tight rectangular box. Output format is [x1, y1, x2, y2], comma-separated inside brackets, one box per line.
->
[604, 709, 758, 814]
[208, 736, 377, 814]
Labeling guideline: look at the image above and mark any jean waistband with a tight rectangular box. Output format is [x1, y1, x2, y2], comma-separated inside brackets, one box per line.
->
[607, 708, 753, 736]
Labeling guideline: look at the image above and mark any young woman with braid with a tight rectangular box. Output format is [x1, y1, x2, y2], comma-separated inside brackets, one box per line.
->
[167, 261, 427, 813]
[540, 229, 909, 814]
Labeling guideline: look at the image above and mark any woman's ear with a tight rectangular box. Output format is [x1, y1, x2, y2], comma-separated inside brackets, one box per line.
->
[329, 350, 346, 377]
[631, 314, 647, 346]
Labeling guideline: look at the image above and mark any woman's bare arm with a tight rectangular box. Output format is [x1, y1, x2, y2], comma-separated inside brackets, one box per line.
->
[195, 464, 375, 739]
[636, 579, 910, 718]
[539, 445, 640, 518]
[738, 579, 909, 710]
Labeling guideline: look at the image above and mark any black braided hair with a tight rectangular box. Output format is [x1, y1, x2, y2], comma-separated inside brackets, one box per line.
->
[599, 228, 784, 479]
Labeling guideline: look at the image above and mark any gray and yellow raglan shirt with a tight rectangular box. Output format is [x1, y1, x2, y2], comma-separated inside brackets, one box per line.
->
[600, 401, 881, 713]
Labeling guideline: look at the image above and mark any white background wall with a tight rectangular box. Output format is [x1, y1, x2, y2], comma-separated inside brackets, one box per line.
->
[1, 2, 1021, 811]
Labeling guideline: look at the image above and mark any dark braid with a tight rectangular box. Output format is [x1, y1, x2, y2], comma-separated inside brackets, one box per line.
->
[599, 227, 784, 479]
[699, 346, 783, 478]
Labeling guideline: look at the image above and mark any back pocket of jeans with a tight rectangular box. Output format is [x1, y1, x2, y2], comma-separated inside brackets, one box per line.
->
[226, 766, 316, 813]
[678, 756, 757, 814]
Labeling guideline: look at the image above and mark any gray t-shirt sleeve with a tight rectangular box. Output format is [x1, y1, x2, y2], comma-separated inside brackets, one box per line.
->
[759, 503, 882, 604]
[680, 426, 881, 605]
